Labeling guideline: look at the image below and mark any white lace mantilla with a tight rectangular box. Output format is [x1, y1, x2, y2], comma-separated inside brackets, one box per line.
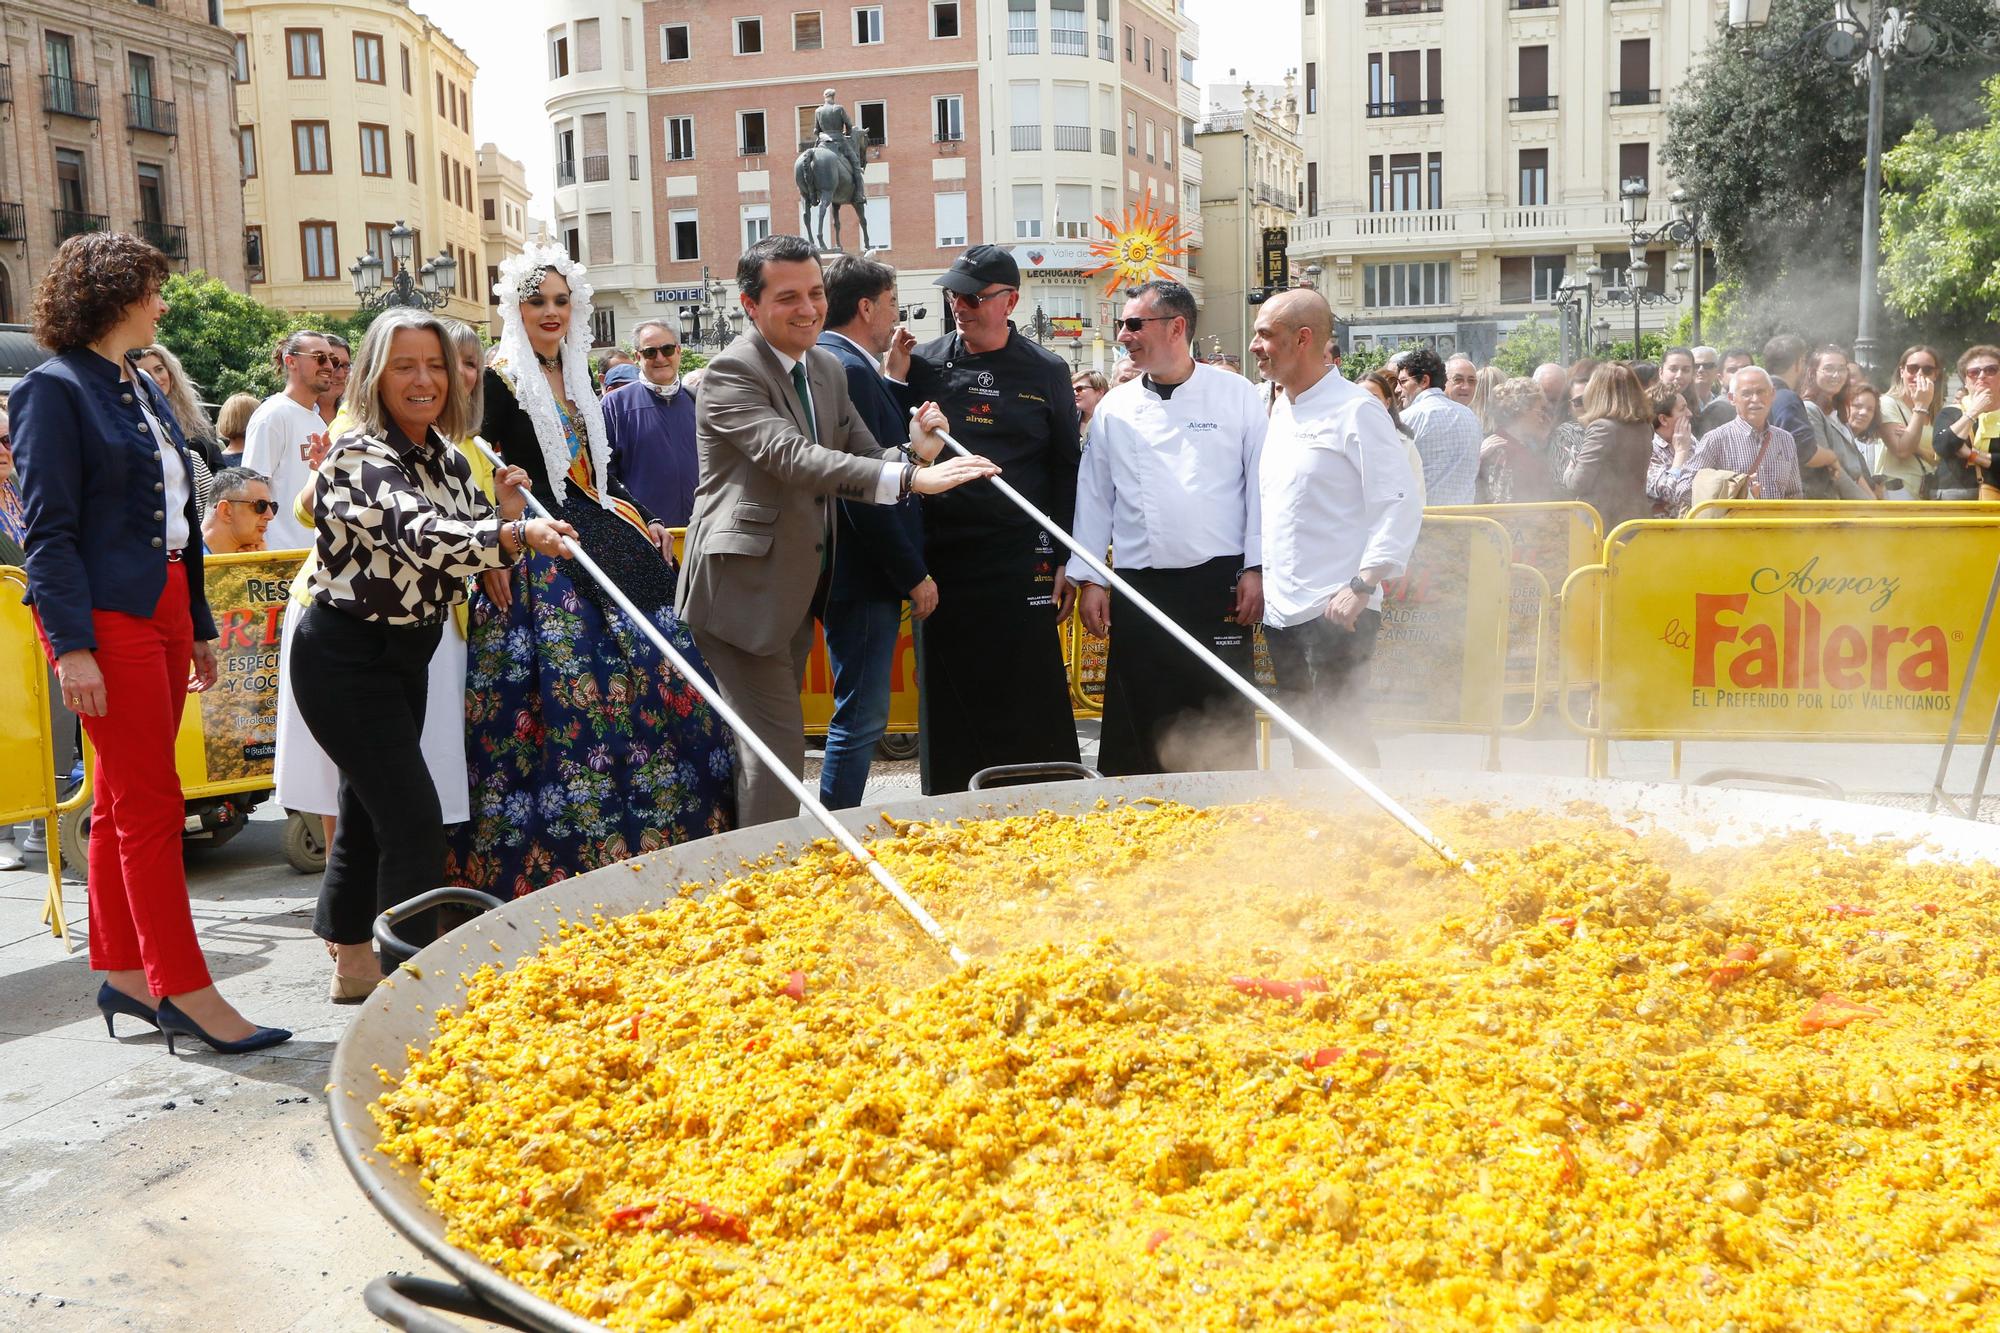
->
[491, 242, 614, 511]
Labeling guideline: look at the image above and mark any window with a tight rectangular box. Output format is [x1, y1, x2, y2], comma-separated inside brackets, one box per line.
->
[1307, 161, 1319, 216]
[1305, 62, 1317, 114]
[292, 120, 331, 174]
[1181, 49, 1195, 83]
[359, 123, 390, 176]
[483, 197, 496, 221]
[136, 163, 165, 225]
[662, 24, 690, 60]
[1054, 183, 1090, 238]
[1519, 148, 1548, 205]
[563, 225, 580, 263]
[669, 208, 699, 260]
[1012, 183, 1042, 239]
[666, 116, 695, 161]
[1619, 141, 1650, 191]
[365, 221, 395, 269]
[794, 11, 823, 50]
[286, 28, 324, 78]
[436, 71, 445, 114]
[1009, 81, 1040, 151]
[1126, 110, 1136, 155]
[1145, 120, 1155, 163]
[1123, 23, 1133, 60]
[739, 110, 768, 155]
[300, 221, 339, 280]
[933, 94, 964, 142]
[1517, 45, 1550, 108]
[1618, 38, 1651, 102]
[862, 197, 891, 245]
[401, 44, 411, 93]
[487, 265, 499, 302]
[549, 29, 569, 78]
[406, 131, 417, 181]
[857, 101, 887, 146]
[932, 1, 960, 37]
[232, 34, 249, 83]
[741, 204, 771, 248]
[934, 191, 968, 246]
[1051, 0, 1086, 57]
[735, 18, 763, 54]
[1363, 261, 1451, 308]
[1428, 151, 1441, 208]
[245, 226, 265, 282]
[354, 32, 384, 83]
[1389, 153, 1419, 210]
[1007, 0, 1037, 55]
[54, 148, 86, 214]
[854, 6, 883, 43]
[238, 126, 257, 179]
[575, 17, 602, 71]
[1500, 255, 1567, 304]
[1143, 36, 1152, 71]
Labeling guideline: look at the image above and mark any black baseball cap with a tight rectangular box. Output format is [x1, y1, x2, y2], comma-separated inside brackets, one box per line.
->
[935, 244, 1021, 295]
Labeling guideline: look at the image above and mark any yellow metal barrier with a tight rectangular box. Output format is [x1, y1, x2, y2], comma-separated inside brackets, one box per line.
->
[0, 567, 69, 947]
[1688, 498, 2000, 521]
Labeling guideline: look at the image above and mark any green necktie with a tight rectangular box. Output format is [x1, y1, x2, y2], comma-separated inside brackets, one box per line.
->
[790, 361, 818, 443]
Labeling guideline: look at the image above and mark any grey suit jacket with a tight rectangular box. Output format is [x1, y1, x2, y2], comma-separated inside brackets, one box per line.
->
[675, 330, 902, 656]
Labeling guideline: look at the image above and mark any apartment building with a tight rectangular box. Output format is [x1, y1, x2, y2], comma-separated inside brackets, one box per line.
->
[1197, 78, 1303, 364]
[477, 142, 532, 337]
[1292, 0, 1724, 360]
[0, 0, 245, 321]
[228, 0, 486, 323]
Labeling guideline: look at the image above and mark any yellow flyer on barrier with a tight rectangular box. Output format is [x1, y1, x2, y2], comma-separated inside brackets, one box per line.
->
[194, 551, 307, 785]
[1598, 520, 2000, 741]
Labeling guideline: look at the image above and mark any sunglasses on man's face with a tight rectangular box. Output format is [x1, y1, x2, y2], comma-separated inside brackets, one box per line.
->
[950, 287, 1013, 308]
[1694, 361, 1718, 372]
[1114, 315, 1176, 333]
[637, 344, 681, 360]
[227, 497, 278, 515]
[294, 351, 333, 366]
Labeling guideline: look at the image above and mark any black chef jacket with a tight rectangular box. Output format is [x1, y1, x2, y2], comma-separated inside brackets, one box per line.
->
[896, 324, 1081, 578]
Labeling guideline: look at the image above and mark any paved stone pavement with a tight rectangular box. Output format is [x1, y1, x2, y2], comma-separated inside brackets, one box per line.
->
[2, 726, 1994, 1330]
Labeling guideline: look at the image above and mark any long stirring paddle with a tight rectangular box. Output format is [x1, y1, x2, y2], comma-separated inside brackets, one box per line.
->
[922, 419, 1477, 876]
[474, 441, 970, 967]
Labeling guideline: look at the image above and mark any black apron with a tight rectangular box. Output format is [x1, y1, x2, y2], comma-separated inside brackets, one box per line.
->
[1097, 555, 1255, 776]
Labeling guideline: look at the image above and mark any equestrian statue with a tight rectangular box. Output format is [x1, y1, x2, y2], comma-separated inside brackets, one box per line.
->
[795, 89, 873, 253]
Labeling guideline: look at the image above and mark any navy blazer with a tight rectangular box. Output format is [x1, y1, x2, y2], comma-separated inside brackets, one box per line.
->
[816, 332, 926, 603]
[12, 348, 217, 655]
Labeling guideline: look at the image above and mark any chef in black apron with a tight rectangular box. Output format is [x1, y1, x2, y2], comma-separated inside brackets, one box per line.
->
[894, 246, 1082, 793]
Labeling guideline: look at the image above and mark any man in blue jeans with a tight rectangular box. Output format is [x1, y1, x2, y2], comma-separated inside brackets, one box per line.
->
[814, 254, 932, 806]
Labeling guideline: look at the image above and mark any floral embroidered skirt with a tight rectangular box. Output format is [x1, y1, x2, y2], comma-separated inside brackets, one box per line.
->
[444, 549, 735, 898]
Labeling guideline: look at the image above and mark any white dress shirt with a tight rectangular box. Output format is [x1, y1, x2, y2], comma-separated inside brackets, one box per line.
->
[1260, 368, 1423, 628]
[243, 391, 328, 550]
[135, 389, 191, 551]
[771, 343, 906, 506]
[1064, 361, 1266, 582]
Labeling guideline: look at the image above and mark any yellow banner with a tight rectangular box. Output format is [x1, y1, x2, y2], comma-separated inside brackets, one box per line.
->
[799, 610, 919, 736]
[0, 567, 57, 826]
[1432, 502, 1601, 713]
[1370, 515, 1513, 728]
[1689, 499, 1999, 520]
[1596, 519, 2000, 740]
[187, 550, 308, 789]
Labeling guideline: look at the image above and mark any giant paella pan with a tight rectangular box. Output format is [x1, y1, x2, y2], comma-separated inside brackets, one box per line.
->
[329, 771, 2000, 1332]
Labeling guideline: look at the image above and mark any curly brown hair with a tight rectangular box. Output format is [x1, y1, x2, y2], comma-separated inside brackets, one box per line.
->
[29, 232, 170, 353]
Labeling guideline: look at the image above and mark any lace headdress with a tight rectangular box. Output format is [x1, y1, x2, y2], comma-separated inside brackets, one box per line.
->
[492, 243, 614, 511]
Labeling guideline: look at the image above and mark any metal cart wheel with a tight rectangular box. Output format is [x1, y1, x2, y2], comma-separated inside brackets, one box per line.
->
[57, 805, 89, 883]
[875, 732, 919, 762]
[282, 809, 327, 874]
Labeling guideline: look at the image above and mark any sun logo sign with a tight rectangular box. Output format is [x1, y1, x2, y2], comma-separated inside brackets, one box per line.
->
[1082, 192, 1192, 297]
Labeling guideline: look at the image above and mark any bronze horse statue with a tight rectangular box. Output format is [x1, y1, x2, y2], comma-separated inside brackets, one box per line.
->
[795, 137, 873, 253]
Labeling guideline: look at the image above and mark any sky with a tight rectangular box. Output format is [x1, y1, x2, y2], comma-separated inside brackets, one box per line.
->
[414, 0, 1303, 231]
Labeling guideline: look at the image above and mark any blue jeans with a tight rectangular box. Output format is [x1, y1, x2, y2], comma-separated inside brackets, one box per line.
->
[818, 597, 902, 809]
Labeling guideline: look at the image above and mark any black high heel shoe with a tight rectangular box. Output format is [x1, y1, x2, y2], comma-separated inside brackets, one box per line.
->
[155, 998, 292, 1056]
[96, 981, 161, 1037]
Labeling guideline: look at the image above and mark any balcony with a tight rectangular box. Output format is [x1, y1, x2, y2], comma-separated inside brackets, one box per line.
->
[53, 208, 108, 242]
[1509, 0, 1556, 8]
[1100, 127, 1117, 155]
[42, 75, 99, 119]
[0, 202, 23, 241]
[1052, 124, 1090, 152]
[1364, 0, 1442, 13]
[126, 93, 177, 135]
[1007, 26, 1037, 55]
[1366, 99, 1444, 118]
[1098, 33, 1113, 60]
[135, 219, 186, 259]
[582, 154, 610, 182]
[739, 141, 768, 157]
[555, 158, 576, 186]
[1290, 198, 1679, 253]
[1611, 88, 1661, 107]
[1010, 125, 1040, 151]
[1509, 95, 1559, 111]
[1051, 29, 1087, 57]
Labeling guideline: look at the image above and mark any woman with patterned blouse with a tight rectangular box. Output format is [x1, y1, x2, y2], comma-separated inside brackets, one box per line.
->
[444, 246, 734, 899]
[289, 308, 573, 1001]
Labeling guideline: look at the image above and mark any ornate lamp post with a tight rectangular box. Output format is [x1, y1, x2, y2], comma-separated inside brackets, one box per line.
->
[351, 220, 456, 313]
[1728, 0, 1998, 373]
[1589, 179, 1691, 355]
[1551, 273, 1596, 363]
[676, 265, 744, 350]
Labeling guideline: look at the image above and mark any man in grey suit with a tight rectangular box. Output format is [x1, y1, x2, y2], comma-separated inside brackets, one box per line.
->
[676, 234, 998, 825]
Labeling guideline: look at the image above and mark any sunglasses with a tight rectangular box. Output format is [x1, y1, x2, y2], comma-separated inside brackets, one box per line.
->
[949, 287, 1013, 308]
[294, 350, 334, 366]
[1114, 315, 1176, 333]
[637, 344, 680, 359]
[1965, 364, 2000, 380]
[1903, 363, 1938, 374]
[1694, 362, 1718, 371]
[330, 360, 350, 372]
[226, 497, 278, 515]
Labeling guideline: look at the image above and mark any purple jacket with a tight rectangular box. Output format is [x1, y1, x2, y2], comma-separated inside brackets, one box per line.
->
[602, 380, 699, 529]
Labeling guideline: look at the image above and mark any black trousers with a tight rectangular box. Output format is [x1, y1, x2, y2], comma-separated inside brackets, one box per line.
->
[288, 604, 446, 947]
[1098, 556, 1255, 776]
[1263, 609, 1384, 769]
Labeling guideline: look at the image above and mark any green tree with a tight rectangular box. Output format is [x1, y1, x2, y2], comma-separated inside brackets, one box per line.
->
[1879, 74, 2000, 328]
[1491, 315, 1560, 377]
[157, 272, 393, 403]
[1662, 0, 1999, 348]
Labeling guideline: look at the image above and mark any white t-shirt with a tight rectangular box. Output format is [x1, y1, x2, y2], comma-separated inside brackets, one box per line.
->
[1064, 362, 1266, 581]
[1260, 369, 1423, 629]
[242, 392, 326, 552]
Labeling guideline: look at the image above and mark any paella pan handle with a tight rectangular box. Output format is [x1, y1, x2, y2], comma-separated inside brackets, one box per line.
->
[373, 888, 506, 966]
[364, 1274, 536, 1332]
[969, 761, 1104, 791]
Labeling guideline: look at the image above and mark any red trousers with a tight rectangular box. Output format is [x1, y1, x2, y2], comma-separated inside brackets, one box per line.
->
[39, 568, 209, 996]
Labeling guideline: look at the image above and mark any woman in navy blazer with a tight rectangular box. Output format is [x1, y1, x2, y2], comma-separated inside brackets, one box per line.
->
[12, 232, 287, 1056]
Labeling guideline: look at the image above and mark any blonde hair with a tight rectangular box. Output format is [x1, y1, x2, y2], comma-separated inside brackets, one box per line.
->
[1071, 369, 1108, 394]
[215, 392, 260, 445]
[137, 344, 214, 441]
[346, 309, 472, 443]
[1469, 365, 1507, 432]
[1577, 363, 1650, 426]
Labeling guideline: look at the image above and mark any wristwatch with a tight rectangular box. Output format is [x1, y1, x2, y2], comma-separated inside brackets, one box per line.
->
[1348, 574, 1376, 597]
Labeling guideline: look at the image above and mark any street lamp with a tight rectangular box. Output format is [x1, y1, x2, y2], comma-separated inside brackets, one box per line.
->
[676, 265, 742, 350]
[351, 219, 456, 312]
[1592, 178, 1698, 354]
[1729, 0, 1997, 373]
